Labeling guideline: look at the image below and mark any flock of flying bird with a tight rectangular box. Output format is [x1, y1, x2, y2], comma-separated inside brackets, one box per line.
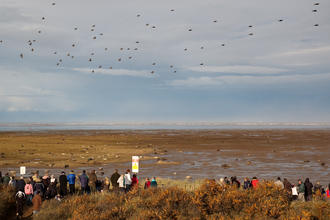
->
[0, 2, 322, 74]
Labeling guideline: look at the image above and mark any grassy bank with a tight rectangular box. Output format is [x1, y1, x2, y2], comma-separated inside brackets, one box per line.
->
[0, 185, 16, 219]
[32, 180, 330, 220]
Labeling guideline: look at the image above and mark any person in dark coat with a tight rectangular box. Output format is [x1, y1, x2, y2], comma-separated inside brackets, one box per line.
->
[0, 171, 2, 183]
[313, 181, 322, 193]
[231, 176, 240, 189]
[243, 177, 250, 190]
[15, 191, 26, 218]
[79, 170, 89, 194]
[89, 170, 98, 193]
[33, 178, 44, 196]
[283, 178, 292, 192]
[59, 171, 67, 196]
[2, 173, 10, 185]
[110, 169, 120, 189]
[42, 174, 50, 198]
[17, 176, 26, 192]
[304, 178, 313, 201]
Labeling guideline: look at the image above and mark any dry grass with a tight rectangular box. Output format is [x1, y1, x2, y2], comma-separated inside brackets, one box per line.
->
[31, 179, 330, 220]
[0, 185, 16, 219]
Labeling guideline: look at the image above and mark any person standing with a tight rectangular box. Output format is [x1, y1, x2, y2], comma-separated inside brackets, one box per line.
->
[17, 176, 26, 192]
[32, 190, 42, 215]
[131, 174, 139, 189]
[79, 170, 89, 195]
[314, 181, 322, 193]
[50, 174, 57, 187]
[89, 170, 98, 193]
[59, 171, 67, 196]
[24, 180, 33, 206]
[297, 179, 305, 202]
[124, 170, 132, 193]
[275, 177, 284, 189]
[100, 177, 110, 193]
[2, 173, 10, 185]
[150, 177, 158, 187]
[9, 176, 17, 191]
[304, 178, 313, 201]
[243, 177, 250, 190]
[117, 174, 125, 193]
[110, 169, 120, 189]
[15, 191, 26, 219]
[67, 171, 76, 195]
[144, 178, 151, 189]
[33, 178, 44, 196]
[251, 177, 260, 189]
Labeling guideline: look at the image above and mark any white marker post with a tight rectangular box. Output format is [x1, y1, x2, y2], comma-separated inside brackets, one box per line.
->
[132, 156, 139, 173]
[20, 166, 26, 175]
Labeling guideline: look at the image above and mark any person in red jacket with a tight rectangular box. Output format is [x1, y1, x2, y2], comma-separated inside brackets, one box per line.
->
[251, 177, 260, 189]
[131, 174, 139, 189]
[144, 178, 151, 189]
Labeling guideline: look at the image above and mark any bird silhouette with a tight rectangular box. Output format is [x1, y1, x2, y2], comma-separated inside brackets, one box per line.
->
[20, 54, 23, 58]
[29, 42, 32, 46]
[54, 52, 57, 54]
[93, 36, 96, 39]
[152, 26, 156, 28]
[314, 3, 319, 5]
[201, 47, 204, 49]
[91, 29, 94, 31]
[92, 70, 94, 73]
[52, 3, 55, 5]
[60, 59, 62, 62]
[200, 63, 203, 65]
[91, 53, 94, 55]
[57, 63, 59, 65]
[0, 40, 2, 42]
[174, 71, 177, 73]
[120, 48, 123, 50]
[74, 28, 77, 30]
[67, 53, 70, 56]
[312, 10, 317, 12]
[137, 15, 140, 17]
[31, 48, 34, 52]
[129, 57, 132, 59]
[33, 40, 36, 42]
[315, 24, 319, 26]
[184, 48, 187, 51]
[151, 71, 154, 74]
[99, 65, 102, 68]
[222, 44, 225, 46]
[71, 56, 74, 58]
[278, 20, 283, 22]
[92, 25, 95, 27]
[72, 44, 75, 47]
[213, 20, 217, 23]
[105, 48, 107, 50]
[248, 25, 252, 27]
[188, 29, 192, 31]
[38, 31, 41, 33]
[100, 33, 103, 35]
[42, 17, 45, 20]
[136, 41, 139, 43]
[127, 48, 130, 50]
[134, 48, 138, 50]
[89, 58, 92, 62]
[118, 58, 121, 61]
[153, 63, 156, 65]
[28, 40, 31, 42]
[170, 65, 173, 68]
[171, 9, 174, 11]
[146, 24, 149, 26]
[249, 33, 253, 35]
[110, 67, 113, 69]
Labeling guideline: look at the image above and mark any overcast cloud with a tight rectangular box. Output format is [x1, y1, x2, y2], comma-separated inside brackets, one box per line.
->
[0, 0, 329, 123]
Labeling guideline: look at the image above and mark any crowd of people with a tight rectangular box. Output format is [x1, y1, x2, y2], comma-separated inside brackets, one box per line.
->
[0, 169, 157, 219]
[1, 169, 330, 219]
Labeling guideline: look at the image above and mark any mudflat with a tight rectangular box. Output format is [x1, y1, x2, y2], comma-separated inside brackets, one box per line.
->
[0, 129, 329, 186]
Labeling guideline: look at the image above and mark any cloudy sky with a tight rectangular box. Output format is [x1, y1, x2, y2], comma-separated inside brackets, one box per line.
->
[0, 0, 329, 123]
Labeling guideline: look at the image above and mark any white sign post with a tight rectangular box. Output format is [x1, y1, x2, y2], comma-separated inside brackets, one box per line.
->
[20, 166, 26, 175]
[132, 156, 139, 173]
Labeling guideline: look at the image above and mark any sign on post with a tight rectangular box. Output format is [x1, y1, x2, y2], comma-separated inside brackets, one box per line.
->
[132, 156, 139, 173]
[20, 166, 26, 175]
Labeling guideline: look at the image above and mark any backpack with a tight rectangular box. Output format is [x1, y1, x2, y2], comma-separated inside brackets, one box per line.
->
[25, 184, 32, 194]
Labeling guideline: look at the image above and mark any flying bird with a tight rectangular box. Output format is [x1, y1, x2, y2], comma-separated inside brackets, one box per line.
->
[33, 40, 36, 42]
[200, 63, 203, 65]
[105, 48, 107, 50]
[92, 25, 95, 27]
[54, 52, 57, 54]
[174, 71, 177, 73]
[60, 59, 62, 62]
[74, 28, 77, 30]
[92, 70, 94, 73]
[315, 24, 319, 26]
[38, 31, 41, 33]
[42, 17, 45, 20]
[118, 58, 121, 61]
[248, 25, 252, 27]
[153, 63, 156, 65]
[188, 29, 192, 31]
[29, 42, 32, 46]
[52, 3, 55, 5]
[100, 33, 103, 35]
[134, 48, 138, 50]
[146, 23, 149, 26]
[0, 40, 2, 42]
[213, 20, 217, 23]
[152, 26, 156, 28]
[20, 54, 23, 58]
[278, 20, 283, 22]
[110, 67, 112, 69]
[93, 36, 96, 39]
[31, 48, 34, 51]
[201, 47, 204, 49]
[184, 48, 187, 51]
[57, 63, 59, 65]
[72, 44, 75, 47]
[67, 53, 70, 56]
[137, 15, 140, 17]
[249, 33, 253, 35]
[89, 58, 92, 62]
[91, 29, 94, 31]
[91, 53, 94, 55]
[222, 44, 225, 46]
[314, 3, 319, 5]
[120, 48, 123, 50]
[127, 48, 130, 50]
[151, 71, 154, 74]
[99, 65, 102, 68]
[312, 10, 317, 12]
[170, 65, 173, 68]
[71, 56, 74, 58]
[136, 41, 139, 43]
[129, 57, 132, 59]
[171, 9, 174, 11]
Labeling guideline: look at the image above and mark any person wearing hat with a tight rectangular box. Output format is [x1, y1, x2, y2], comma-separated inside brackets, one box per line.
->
[15, 190, 26, 218]
[89, 170, 98, 193]
[124, 169, 132, 193]
[67, 170, 76, 195]
[79, 170, 89, 194]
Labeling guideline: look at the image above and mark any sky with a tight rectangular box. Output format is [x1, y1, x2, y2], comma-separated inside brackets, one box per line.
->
[0, 0, 329, 123]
